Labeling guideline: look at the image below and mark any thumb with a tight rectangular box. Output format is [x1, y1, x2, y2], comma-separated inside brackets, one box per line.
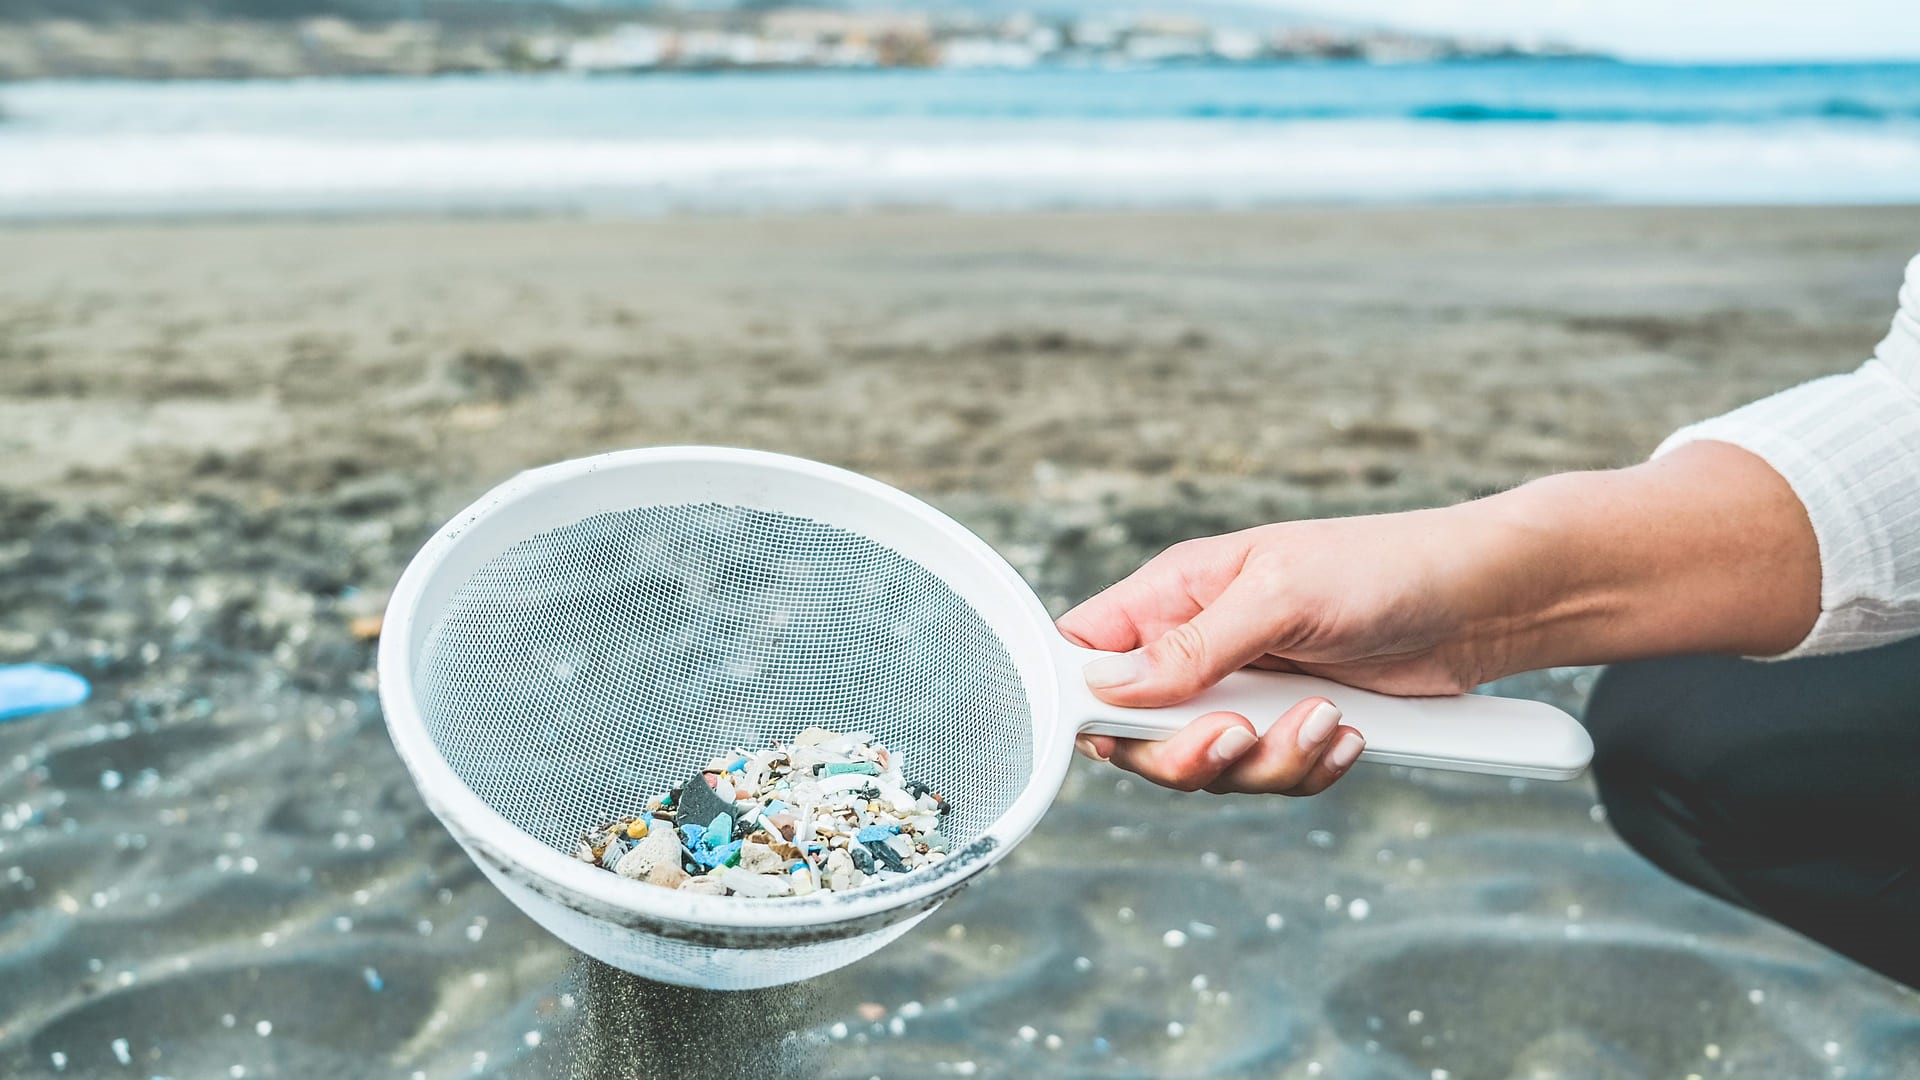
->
[1079, 574, 1282, 707]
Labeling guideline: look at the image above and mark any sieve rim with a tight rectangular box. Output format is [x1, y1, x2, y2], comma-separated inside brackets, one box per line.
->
[378, 445, 1075, 935]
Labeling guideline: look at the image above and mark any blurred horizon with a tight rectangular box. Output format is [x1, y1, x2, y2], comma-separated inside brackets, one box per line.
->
[3, 2, 1917, 218]
[1, 0, 1917, 65]
[5, 61, 1920, 219]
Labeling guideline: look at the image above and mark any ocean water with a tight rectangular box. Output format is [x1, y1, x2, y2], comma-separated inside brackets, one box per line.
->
[1, 61, 1919, 216]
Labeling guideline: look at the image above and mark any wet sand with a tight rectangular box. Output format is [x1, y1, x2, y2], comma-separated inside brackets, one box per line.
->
[2, 206, 1919, 1078]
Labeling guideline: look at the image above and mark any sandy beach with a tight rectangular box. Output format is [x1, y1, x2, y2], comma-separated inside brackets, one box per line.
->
[3, 205, 1919, 1078]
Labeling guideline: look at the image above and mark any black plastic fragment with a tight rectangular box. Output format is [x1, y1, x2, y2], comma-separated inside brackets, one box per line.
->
[865, 839, 906, 873]
[905, 777, 948, 814]
[672, 770, 735, 840]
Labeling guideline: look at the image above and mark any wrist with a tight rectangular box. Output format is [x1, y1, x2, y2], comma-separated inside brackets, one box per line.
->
[1445, 474, 1635, 678]
[1420, 486, 1605, 682]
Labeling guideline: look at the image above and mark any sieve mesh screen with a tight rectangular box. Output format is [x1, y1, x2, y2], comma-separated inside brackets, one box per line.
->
[415, 503, 1034, 861]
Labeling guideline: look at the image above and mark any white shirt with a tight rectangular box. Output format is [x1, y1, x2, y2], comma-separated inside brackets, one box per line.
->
[1655, 254, 1920, 658]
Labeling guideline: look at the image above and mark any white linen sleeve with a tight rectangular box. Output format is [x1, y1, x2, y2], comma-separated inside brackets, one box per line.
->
[1652, 254, 1920, 659]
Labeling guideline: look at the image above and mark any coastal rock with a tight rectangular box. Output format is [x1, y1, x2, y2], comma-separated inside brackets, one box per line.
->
[614, 832, 687, 889]
[826, 848, 858, 891]
[678, 875, 728, 896]
[738, 842, 784, 875]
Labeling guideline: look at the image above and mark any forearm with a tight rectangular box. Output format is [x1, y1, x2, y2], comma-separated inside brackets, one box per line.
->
[1460, 440, 1822, 674]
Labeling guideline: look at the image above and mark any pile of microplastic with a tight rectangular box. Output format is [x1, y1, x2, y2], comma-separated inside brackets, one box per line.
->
[573, 727, 951, 898]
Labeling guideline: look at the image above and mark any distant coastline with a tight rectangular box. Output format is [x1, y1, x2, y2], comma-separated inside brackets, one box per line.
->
[0, 6, 1601, 82]
[3, 62, 1917, 219]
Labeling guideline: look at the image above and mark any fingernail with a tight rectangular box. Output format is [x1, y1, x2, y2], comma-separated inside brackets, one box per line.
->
[1209, 726, 1258, 765]
[1083, 651, 1146, 690]
[1327, 731, 1365, 772]
[1075, 735, 1109, 762]
[1296, 701, 1341, 751]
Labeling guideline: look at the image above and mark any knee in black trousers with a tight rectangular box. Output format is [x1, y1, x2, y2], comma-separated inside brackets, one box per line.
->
[1584, 636, 1920, 988]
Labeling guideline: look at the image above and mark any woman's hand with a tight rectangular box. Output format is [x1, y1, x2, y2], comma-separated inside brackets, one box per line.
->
[1059, 441, 1821, 795]
[1057, 507, 1517, 794]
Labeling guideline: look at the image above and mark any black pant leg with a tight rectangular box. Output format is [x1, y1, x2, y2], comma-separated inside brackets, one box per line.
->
[1584, 635, 1920, 988]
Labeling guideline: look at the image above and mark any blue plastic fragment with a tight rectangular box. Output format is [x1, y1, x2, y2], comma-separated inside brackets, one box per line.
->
[690, 838, 742, 869]
[362, 966, 384, 993]
[679, 822, 706, 849]
[728, 757, 748, 773]
[706, 813, 731, 842]
[764, 800, 789, 815]
[0, 664, 90, 723]
[855, 824, 899, 843]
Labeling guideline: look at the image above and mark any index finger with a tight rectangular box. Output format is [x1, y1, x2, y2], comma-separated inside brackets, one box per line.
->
[1056, 558, 1200, 653]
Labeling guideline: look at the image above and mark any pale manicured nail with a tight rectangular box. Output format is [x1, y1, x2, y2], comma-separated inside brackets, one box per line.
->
[1296, 701, 1342, 751]
[1074, 736, 1108, 762]
[1327, 731, 1365, 772]
[1209, 726, 1258, 765]
[1083, 651, 1146, 690]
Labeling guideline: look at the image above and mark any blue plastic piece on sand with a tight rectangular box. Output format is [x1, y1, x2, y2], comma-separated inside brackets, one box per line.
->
[0, 664, 90, 723]
[855, 824, 899, 843]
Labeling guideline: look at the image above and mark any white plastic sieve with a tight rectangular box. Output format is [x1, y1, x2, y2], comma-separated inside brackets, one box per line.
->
[378, 446, 1591, 989]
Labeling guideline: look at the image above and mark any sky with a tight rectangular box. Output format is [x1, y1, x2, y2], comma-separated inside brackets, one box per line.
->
[1263, 0, 1920, 61]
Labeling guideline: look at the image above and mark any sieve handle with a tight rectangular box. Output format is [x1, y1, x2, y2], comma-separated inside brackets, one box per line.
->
[1060, 647, 1592, 781]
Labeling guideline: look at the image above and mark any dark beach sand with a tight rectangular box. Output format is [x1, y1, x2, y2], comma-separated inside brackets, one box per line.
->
[2, 206, 1919, 1078]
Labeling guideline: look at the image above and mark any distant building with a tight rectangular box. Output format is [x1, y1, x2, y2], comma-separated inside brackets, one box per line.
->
[1209, 29, 1263, 62]
[1071, 18, 1121, 50]
[1361, 32, 1448, 64]
[759, 9, 932, 46]
[1122, 14, 1212, 63]
[941, 37, 1039, 69]
[673, 30, 764, 67]
[1125, 34, 1209, 64]
[565, 25, 667, 71]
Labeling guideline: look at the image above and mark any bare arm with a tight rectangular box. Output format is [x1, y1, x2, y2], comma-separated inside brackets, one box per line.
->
[1468, 440, 1821, 670]
[1060, 441, 1821, 794]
